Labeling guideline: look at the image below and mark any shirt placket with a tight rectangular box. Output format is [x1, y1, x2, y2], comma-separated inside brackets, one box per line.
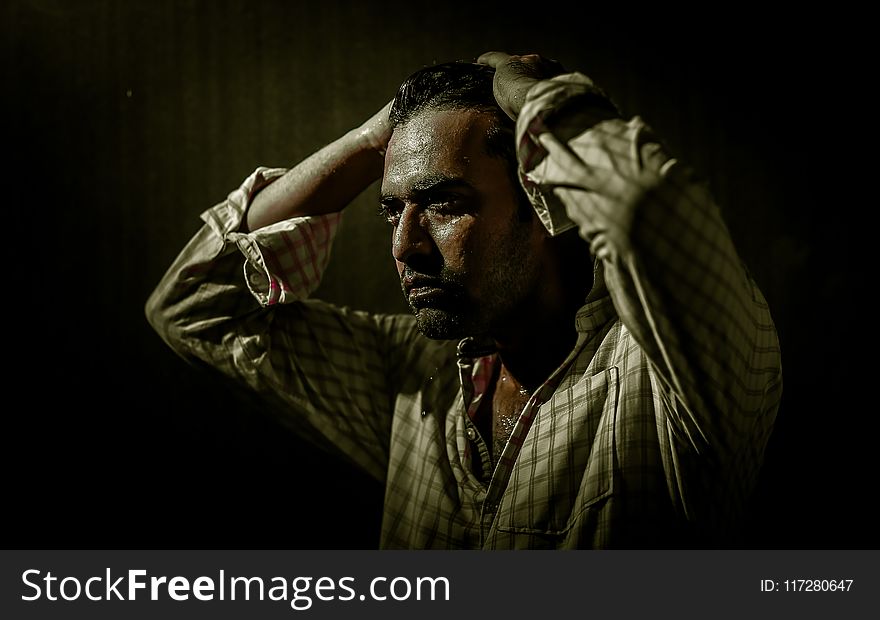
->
[475, 316, 610, 546]
[457, 346, 498, 485]
[477, 392, 545, 543]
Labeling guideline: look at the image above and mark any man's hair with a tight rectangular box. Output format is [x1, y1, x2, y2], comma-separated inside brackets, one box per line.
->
[389, 61, 532, 221]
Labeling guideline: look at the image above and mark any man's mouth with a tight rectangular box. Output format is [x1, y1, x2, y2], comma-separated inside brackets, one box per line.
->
[408, 285, 447, 302]
[402, 275, 452, 305]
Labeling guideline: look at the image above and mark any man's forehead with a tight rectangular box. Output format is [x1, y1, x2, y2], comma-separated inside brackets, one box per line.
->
[382, 108, 493, 194]
[390, 108, 489, 150]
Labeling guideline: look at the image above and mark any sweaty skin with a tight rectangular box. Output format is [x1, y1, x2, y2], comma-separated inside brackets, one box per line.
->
[381, 107, 590, 458]
[381, 108, 547, 342]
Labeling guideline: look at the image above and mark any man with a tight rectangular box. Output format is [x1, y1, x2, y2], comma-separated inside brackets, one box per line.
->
[146, 51, 782, 549]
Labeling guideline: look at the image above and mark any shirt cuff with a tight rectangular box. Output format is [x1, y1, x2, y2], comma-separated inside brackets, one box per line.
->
[516, 72, 620, 236]
[200, 166, 343, 306]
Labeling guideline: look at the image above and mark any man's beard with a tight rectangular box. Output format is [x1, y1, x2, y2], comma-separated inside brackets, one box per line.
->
[401, 266, 474, 340]
[412, 305, 471, 340]
[401, 258, 538, 342]
[400, 217, 541, 341]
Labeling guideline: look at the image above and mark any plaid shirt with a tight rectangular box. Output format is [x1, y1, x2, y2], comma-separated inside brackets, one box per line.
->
[147, 73, 782, 549]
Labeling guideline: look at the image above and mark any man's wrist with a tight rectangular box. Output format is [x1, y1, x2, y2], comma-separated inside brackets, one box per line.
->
[350, 124, 388, 158]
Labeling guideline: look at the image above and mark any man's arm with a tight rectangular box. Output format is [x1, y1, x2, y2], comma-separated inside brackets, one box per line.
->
[145, 101, 428, 482]
[245, 101, 391, 230]
[480, 52, 782, 460]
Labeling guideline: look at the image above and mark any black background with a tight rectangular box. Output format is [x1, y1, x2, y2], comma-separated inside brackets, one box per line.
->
[2, 0, 873, 549]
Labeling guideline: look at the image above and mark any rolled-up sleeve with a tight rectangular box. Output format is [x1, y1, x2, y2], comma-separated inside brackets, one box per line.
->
[516, 74, 783, 462]
[145, 168, 426, 482]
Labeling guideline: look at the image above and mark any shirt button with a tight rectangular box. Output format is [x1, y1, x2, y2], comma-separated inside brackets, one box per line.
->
[466, 426, 476, 441]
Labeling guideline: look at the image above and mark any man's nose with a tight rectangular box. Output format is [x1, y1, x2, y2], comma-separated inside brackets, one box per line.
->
[392, 204, 433, 264]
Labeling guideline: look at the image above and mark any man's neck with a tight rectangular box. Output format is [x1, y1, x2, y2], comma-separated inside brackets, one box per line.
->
[491, 305, 579, 393]
[491, 228, 593, 392]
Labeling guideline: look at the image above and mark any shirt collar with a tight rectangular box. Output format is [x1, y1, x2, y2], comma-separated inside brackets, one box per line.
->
[572, 258, 616, 338]
[457, 260, 616, 360]
[455, 260, 618, 416]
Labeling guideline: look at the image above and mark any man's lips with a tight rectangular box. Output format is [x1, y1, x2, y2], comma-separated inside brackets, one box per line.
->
[403, 275, 443, 291]
[402, 276, 450, 302]
[408, 287, 447, 302]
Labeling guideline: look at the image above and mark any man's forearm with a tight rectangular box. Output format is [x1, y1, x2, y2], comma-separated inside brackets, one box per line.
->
[245, 102, 392, 232]
[245, 129, 384, 231]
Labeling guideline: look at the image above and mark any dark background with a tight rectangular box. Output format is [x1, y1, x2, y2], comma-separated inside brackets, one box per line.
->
[2, 0, 872, 549]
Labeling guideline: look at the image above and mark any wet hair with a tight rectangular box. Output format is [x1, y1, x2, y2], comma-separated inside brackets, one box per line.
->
[389, 61, 532, 221]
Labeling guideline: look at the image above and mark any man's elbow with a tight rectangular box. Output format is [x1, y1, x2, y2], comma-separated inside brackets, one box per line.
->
[144, 286, 176, 348]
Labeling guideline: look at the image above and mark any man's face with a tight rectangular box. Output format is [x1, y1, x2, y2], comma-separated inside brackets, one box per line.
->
[380, 108, 546, 340]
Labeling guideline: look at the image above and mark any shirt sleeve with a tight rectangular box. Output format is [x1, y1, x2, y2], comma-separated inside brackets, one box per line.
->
[145, 167, 428, 482]
[516, 73, 783, 459]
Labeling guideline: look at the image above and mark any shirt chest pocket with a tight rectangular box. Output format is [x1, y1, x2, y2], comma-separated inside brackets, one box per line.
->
[493, 366, 619, 541]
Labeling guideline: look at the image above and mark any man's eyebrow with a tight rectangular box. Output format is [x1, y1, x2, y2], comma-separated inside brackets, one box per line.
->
[380, 175, 474, 204]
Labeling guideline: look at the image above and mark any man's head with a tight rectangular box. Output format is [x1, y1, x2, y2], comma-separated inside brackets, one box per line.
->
[379, 61, 551, 341]
[387, 63, 527, 205]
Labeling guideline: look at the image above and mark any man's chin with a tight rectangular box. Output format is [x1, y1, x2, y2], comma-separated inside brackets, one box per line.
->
[412, 307, 468, 340]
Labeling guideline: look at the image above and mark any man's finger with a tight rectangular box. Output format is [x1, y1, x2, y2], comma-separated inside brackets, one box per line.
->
[476, 51, 510, 68]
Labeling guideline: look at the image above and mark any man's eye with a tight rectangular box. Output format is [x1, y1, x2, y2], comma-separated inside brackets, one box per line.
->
[426, 196, 461, 214]
[377, 205, 400, 225]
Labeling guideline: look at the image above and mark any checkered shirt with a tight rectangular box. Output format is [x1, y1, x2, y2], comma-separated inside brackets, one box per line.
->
[146, 72, 782, 548]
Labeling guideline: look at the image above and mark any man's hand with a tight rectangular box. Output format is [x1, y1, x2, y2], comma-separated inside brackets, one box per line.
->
[477, 51, 566, 120]
[355, 99, 394, 156]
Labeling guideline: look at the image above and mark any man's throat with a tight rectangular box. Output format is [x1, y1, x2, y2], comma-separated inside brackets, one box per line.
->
[474, 362, 534, 463]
